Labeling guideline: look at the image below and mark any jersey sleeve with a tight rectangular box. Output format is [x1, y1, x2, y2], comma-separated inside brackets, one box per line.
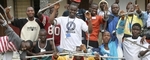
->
[11, 18, 27, 29]
[39, 14, 49, 27]
[55, 17, 62, 25]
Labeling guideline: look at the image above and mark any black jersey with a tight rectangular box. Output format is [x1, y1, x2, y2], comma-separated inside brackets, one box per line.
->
[32, 40, 52, 53]
[11, 18, 44, 41]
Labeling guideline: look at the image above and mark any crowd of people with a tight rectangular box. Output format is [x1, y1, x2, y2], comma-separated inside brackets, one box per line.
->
[0, 0, 150, 60]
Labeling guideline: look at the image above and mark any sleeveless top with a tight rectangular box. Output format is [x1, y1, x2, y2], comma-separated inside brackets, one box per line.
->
[32, 40, 52, 53]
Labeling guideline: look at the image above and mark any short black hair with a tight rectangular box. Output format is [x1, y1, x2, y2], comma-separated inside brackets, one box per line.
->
[111, 3, 120, 8]
[144, 30, 150, 40]
[90, 3, 98, 8]
[26, 40, 33, 48]
[70, 2, 78, 7]
[146, 33, 150, 40]
[102, 30, 110, 36]
[126, 2, 134, 9]
[132, 23, 141, 30]
[40, 29, 46, 32]
[26, 7, 34, 11]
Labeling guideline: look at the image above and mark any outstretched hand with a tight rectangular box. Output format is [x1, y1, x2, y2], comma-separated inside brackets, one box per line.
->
[54, 3, 60, 10]
[85, 11, 92, 20]
[135, 4, 141, 14]
[5, 6, 11, 14]
[140, 36, 146, 44]
[80, 44, 86, 52]
[94, 53, 101, 60]
[53, 52, 59, 59]
[119, 10, 126, 20]
[103, 5, 108, 12]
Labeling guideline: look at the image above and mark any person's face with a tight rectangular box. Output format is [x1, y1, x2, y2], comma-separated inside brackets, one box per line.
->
[49, 7, 58, 18]
[111, 4, 120, 14]
[89, 4, 98, 16]
[21, 42, 31, 51]
[26, 7, 35, 18]
[102, 32, 110, 44]
[69, 5, 78, 18]
[147, 4, 150, 13]
[132, 26, 141, 37]
[100, 2, 107, 10]
[39, 31, 47, 42]
[126, 4, 135, 12]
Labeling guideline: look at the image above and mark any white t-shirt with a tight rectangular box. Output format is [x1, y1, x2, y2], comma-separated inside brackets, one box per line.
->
[123, 37, 142, 60]
[141, 42, 150, 60]
[103, 49, 110, 60]
[21, 18, 40, 41]
[55, 16, 88, 51]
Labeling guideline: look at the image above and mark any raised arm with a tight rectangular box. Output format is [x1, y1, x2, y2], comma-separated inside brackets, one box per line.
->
[103, 4, 109, 31]
[5, 7, 13, 21]
[85, 11, 93, 33]
[37, 3, 51, 18]
[49, 3, 60, 25]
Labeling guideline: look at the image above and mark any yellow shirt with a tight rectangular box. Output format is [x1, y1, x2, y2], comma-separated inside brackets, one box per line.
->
[117, 15, 143, 35]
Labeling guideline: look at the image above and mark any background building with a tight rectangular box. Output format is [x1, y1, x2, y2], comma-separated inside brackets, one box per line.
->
[0, 0, 149, 36]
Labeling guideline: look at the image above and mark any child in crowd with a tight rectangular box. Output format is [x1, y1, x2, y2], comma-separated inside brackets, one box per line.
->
[99, 31, 123, 60]
[27, 29, 54, 60]
[123, 23, 143, 60]
[0, 19, 33, 60]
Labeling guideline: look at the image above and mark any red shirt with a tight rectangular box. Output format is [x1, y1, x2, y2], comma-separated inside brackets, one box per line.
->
[86, 15, 104, 41]
[40, 15, 61, 46]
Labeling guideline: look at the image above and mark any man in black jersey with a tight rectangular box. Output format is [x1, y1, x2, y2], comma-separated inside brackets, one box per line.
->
[27, 29, 54, 60]
[5, 7, 44, 41]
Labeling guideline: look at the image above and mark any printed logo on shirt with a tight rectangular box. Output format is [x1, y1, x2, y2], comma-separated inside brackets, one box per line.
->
[48, 25, 61, 35]
[66, 21, 76, 33]
[27, 27, 37, 31]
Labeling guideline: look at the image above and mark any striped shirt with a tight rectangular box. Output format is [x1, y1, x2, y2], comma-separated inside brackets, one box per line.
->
[0, 36, 17, 53]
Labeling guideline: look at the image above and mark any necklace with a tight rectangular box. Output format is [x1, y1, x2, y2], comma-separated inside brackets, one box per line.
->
[38, 40, 47, 52]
